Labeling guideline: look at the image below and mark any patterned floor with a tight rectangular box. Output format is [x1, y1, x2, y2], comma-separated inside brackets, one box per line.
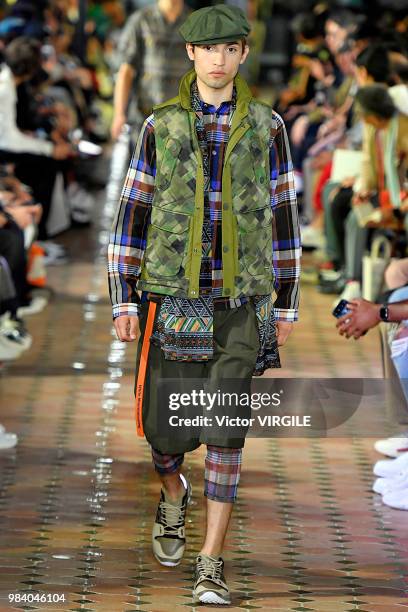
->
[1, 189, 408, 611]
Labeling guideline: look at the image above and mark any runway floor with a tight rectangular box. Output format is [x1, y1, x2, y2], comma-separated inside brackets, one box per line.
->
[1, 191, 408, 611]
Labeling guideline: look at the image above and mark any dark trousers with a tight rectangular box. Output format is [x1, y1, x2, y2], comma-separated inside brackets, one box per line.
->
[0, 150, 58, 240]
[0, 225, 27, 314]
[136, 301, 260, 454]
[330, 186, 352, 268]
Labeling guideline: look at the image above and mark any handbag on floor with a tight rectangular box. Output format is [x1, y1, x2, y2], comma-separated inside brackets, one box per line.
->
[362, 234, 392, 302]
[46, 172, 70, 237]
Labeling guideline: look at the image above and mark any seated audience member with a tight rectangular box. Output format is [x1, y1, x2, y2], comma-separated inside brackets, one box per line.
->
[278, 13, 327, 114]
[0, 200, 35, 355]
[0, 36, 72, 238]
[336, 290, 408, 511]
[316, 45, 393, 285]
[337, 85, 408, 302]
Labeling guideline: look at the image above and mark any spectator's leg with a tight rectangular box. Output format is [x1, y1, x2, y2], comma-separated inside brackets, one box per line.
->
[12, 155, 59, 240]
[344, 208, 369, 282]
[330, 187, 353, 270]
[0, 227, 27, 312]
[385, 259, 408, 290]
[323, 183, 343, 267]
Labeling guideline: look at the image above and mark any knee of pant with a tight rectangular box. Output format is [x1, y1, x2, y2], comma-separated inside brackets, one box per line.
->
[345, 209, 357, 232]
[385, 262, 408, 291]
[388, 286, 408, 305]
[0, 228, 24, 265]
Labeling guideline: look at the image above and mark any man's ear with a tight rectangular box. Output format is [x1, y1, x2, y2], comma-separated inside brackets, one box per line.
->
[239, 45, 250, 65]
[186, 43, 195, 61]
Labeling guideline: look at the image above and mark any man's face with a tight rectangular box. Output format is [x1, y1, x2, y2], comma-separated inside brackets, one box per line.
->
[186, 42, 249, 90]
[325, 19, 347, 54]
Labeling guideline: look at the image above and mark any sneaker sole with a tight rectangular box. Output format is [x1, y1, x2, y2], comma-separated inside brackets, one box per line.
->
[153, 553, 181, 567]
[195, 591, 231, 605]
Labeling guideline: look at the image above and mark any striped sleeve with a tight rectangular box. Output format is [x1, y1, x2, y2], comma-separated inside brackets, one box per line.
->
[107, 114, 156, 319]
[270, 111, 301, 322]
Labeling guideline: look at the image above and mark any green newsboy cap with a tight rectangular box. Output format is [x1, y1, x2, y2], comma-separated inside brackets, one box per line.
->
[179, 4, 251, 45]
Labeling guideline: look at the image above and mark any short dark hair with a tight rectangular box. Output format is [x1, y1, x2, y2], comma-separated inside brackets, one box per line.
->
[356, 45, 390, 83]
[4, 36, 41, 78]
[355, 85, 396, 120]
[327, 10, 356, 30]
[291, 14, 320, 40]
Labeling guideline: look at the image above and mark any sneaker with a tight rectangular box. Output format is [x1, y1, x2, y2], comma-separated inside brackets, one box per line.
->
[301, 225, 326, 249]
[17, 294, 48, 317]
[382, 487, 408, 510]
[0, 334, 25, 360]
[334, 280, 361, 307]
[0, 315, 32, 351]
[67, 183, 95, 224]
[152, 474, 192, 567]
[374, 436, 408, 457]
[193, 553, 231, 605]
[373, 452, 408, 478]
[373, 471, 408, 495]
[0, 432, 18, 449]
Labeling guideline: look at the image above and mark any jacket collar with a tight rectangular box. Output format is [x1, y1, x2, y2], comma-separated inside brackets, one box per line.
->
[178, 68, 252, 118]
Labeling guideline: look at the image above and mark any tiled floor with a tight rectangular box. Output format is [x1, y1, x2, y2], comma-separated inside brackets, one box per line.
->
[1, 189, 408, 611]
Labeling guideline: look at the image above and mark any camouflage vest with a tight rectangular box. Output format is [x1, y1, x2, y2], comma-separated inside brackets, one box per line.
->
[138, 69, 274, 299]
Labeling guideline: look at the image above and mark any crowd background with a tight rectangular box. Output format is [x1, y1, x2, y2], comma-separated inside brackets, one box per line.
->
[0, 0, 407, 507]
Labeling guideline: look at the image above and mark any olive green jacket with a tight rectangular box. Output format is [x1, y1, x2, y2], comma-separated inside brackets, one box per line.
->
[138, 69, 275, 298]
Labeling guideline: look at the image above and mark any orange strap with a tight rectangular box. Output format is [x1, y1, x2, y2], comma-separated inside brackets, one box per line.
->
[135, 301, 157, 437]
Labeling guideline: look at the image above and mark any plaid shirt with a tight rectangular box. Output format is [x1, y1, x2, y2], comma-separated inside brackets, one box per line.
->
[108, 88, 301, 322]
[118, 4, 191, 118]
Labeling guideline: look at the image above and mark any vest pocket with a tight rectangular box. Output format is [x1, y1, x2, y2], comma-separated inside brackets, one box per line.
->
[238, 206, 273, 278]
[144, 209, 191, 278]
[155, 139, 196, 208]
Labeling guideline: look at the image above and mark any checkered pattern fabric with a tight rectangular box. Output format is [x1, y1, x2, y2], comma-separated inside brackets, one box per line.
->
[151, 445, 242, 503]
[108, 82, 300, 321]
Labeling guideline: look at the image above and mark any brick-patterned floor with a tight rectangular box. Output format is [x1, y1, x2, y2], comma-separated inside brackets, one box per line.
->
[1, 196, 408, 611]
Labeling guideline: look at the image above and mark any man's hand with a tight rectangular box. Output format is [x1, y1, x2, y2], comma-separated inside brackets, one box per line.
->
[53, 141, 73, 160]
[352, 191, 372, 207]
[336, 298, 380, 339]
[114, 315, 140, 342]
[5, 205, 38, 229]
[276, 321, 294, 346]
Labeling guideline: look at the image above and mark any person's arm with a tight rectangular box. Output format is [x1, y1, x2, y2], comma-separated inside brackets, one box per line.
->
[111, 63, 135, 140]
[270, 112, 302, 344]
[353, 122, 376, 200]
[108, 114, 155, 339]
[111, 13, 142, 140]
[337, 297, 408, 339]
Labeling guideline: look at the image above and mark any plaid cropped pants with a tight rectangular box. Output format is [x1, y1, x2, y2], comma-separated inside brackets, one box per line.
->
[151, 445, 242, 503]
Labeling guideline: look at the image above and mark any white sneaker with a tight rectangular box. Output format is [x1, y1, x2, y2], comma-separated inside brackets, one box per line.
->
[36, 241, 66, 256]
[0, 432, 18, 449]
[0, 315, 32, 351]
[337, 281, 361, 304]
[301, 225, 326, 249]
[0, 424, 5, 435]
[17, 295, 48, 317]
[373, 471, 408, 495]
[374, 436, 408, 457]
[373, 452, 408, 478]
[382, 487, 408, 510]
[67, 183, 95, 224]
[0, 331, 25, 360]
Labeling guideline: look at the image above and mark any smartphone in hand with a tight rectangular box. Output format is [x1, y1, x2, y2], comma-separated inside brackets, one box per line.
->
[332, 299, 350, 319]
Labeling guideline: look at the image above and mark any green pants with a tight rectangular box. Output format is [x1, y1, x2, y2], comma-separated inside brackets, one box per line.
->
[135, 300, 260, 454]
